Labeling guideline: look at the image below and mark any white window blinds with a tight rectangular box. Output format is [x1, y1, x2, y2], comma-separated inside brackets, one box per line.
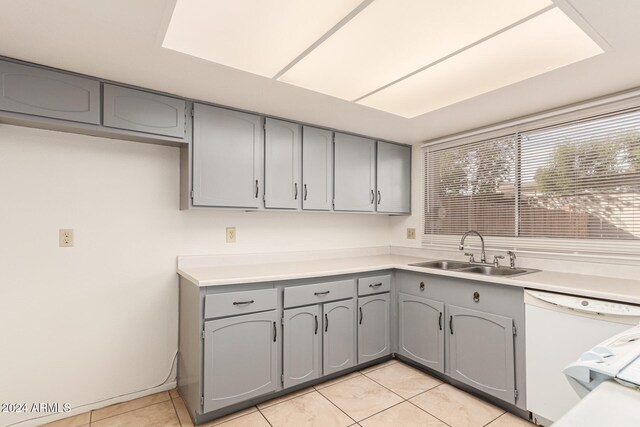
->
[425, 107, 640, 249]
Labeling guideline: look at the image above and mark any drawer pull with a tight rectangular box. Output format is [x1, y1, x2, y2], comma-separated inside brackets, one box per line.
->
[369, 283, 382, 288]
[232, 300, 255, 306]
[419, 282, 425, 291]
[473, 292, 480, 303]
[314, 291, 330, 296]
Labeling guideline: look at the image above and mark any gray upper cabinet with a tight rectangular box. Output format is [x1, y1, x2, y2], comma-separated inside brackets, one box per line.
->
[192, 104, 263, 208]
[323, 299, 355, 376]
[334, 133, 375, 212]
[357, 293, 390, 364]
[448, 304, 516, 404]
[264, 118, 301, 209]
[302, 126, 333, 211]
[398, 293, 445, 373]
[283, 305, 321, 388]
[376, 141, 411, 214]
[0, 59, 100, 124]
[203, 310, 278, 413]
[102, 84, 186, 139]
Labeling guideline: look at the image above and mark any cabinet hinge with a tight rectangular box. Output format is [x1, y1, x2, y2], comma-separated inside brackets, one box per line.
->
[512, 325, 517, 336]
[190, 190, 194, 200]
[514, 389, 519, 401]
[281, 374, 284, 386]
[191, 106, 194, 117]
[200, 396, 204, 406]
[201, 330, 205, 340]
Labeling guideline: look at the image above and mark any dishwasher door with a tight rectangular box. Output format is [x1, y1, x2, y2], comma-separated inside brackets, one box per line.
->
[524, 290, 640, 426]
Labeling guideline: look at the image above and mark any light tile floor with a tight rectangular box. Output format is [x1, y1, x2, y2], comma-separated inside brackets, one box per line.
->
[42, 360, 535, 427]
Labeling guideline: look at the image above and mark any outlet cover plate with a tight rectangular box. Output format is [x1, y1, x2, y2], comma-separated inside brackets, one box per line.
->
[407, 228, 416, 239]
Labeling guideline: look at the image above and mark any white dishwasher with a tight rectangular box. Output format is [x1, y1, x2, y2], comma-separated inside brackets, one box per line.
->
[524, 289, 640, 426]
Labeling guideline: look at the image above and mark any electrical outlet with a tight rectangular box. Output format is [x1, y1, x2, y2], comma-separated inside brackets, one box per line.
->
[226, 227, 236, 243]
[59, 229, 74, 247]
[406, 228, 416, 239]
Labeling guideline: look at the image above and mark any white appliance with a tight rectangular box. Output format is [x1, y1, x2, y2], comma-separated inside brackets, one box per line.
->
[554, 325, 640, 427]
[564, 324, 640, 394]
[524, 289, 640, 426]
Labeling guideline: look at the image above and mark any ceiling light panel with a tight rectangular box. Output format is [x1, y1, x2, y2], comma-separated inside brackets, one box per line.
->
[278, 0, 553, 101]
[162, 0, 363, 78]
[357, 8, 604, 118]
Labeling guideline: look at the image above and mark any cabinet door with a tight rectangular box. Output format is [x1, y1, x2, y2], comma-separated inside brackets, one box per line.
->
[334, 133, 375, 212]
[102, 84, 186, 138]
[283, 305, 321, 388]
[448, 305, 515, 404]
[398, 293, 445, 373]
[302, 126, 333, 211]
[358, 293, 390, 364]
[264, 118, 301, 209]
[376, 141, 411, 214]
[203, 311, 278, 413]
[323, 299, 355, 375]
[0, 59, 100, 124]
[192, 104, 263, 208]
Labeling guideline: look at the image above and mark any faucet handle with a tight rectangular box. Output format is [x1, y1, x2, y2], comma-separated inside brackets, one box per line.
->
[464, 252, 475, 263]
[493, 255, 505, 267]
[506, 251, 517, 268]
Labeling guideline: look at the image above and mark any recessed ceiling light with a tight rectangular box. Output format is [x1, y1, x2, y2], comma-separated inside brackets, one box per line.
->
[356, 7, 604, 118]
[278, 0, 553, 101]
[162, 0, 363, 78]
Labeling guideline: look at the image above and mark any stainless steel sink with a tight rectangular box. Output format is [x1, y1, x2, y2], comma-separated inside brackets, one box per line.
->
[409, 260, 472, 270]
[409, 259, 537, 277]
[457, 265, 533, 277]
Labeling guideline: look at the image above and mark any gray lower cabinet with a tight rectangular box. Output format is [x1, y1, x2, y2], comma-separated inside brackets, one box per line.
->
[398, 293, 445, 373]
[376, 141, 411, 214]
[448, 304, 516, 404]
[323, 299, 356, 375]
[203, 310, 278, 413]
[0, 59, 100, 124]
[192, 104, 263, 208]
[302, 126, 333, 211]
[102, 84, 186, 138]
[334, 133, 376, 212]
[357, 293, 390, 364]
[264, 118, 301, 209]
[283, 305, 321, 388]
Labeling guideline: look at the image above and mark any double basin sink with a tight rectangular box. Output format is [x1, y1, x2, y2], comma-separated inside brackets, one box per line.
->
[409, 260, 537, 277]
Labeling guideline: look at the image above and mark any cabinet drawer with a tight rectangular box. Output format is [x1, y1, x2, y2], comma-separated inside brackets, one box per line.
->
[0, 59, 100, 124]
[358, 275, 391, 296]
[103, 84, 186, 138]
[284, 279, 354, 308]
[205, 288, 277, 319]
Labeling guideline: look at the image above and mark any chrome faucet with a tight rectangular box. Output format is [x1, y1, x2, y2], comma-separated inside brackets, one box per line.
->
[507, 251, 517, 269]
[459, 230, 487, 264]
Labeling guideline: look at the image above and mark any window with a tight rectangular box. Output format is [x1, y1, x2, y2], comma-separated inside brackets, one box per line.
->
[424, 106, 640, 255]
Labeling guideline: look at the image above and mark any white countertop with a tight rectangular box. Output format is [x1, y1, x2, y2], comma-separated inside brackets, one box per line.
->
[177, 253, 640, 304]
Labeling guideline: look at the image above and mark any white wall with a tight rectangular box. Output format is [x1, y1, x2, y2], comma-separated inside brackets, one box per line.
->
[0, 125, 391, 426]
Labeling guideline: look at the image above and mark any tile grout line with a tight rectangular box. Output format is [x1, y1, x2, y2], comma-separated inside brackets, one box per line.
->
[254, 405, 274, 427]
[313, 371, 364, 391]
[482, 411, 509, 427]
[405, 397, 453, 427]
[313, 388, 357, 425]
[355, 399, 409, 425]
[169, 397, 183, 427]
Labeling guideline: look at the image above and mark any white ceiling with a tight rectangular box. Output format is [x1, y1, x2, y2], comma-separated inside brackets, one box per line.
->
[0, 0, 639, 144]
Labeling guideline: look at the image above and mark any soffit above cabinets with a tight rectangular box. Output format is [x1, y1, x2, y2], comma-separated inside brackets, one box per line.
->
[162, 0, 603, 118]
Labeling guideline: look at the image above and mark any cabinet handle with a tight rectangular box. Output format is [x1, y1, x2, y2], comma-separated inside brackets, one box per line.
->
[232, 300, 254, 306]
[325, 313, 328, 332]
[255, 180, 259, 198]
[377, 190, 381, 204]
[369, 283, 382, 288]
[449, 315, 454, 335]
[273, 321, 277, 342]
[473, 292, 480, 303]
[370, 189, 374, 204]
[314, 315, 318, 335]
[314, 291, 330, 296]
[294, 183, 298, 200]
[304, 184, 308, 200]
[438, 312, 442, 331]
[419, 282, 425, 291]
[359, 307, 363, 325]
